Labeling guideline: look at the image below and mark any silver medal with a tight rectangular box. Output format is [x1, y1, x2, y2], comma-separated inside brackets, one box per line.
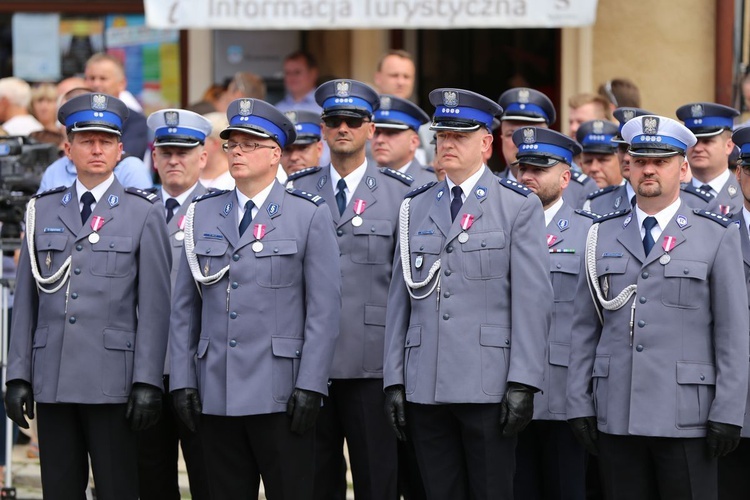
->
[351, 215, 363, 227]
[175, 231, 185, 241]
[88, 232, 100, 244]
[415, 255, 424, 269]
[458, 232, 469, 244]
[252, 241, 264, 253]
[659, 254, 671, 265]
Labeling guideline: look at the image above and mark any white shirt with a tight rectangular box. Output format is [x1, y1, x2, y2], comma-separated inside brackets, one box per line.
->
[544, 197, 564, 227]
[76, 174, 115, 212]
[329, 160, 367, 206]
[636, 197, 681, 243]
[692, 169, 730, 196]
[3, 114, 43, 136]
[446, 165, 487, 204]
[161, 182, 198, 219]
[397, 160, 414, 175]
[236, 180, 275, 227]
[200, 171, 235, 191]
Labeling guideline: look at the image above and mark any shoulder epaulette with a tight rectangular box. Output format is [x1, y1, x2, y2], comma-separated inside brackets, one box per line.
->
[575, 208, 630, 223]
[286, 166, 322, 182]
[193, 189, 229, 203]
[124, 187, 159, 203]
[585, 185, 619, 200]
[286, 188, 325, 206]
[681, 184, 714, 202]
[381, 168, 414, 186]
[693, 209, 733, 227]
[33, 185, 67, 199]
[498, 177, 531, 197]
[405, 181, 437, 198]
[426, 166, 435, 173]
[571, 171, 590, 185]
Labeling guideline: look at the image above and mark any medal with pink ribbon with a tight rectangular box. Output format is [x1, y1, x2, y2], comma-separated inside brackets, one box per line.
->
[458, 214, 474, 243]
[547, 234, 557, 247]
[252, 224, 266, 253]
[352, 199, 366, 227]
[175, 215, 187, 241]
[88, 216, 105, 244]
[659, 235, 676, 265]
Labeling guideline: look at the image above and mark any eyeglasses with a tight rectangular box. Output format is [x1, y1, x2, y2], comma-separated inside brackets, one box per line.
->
[739, 163, 750, 175]
[322, 116, 370, 129]
[222, 141, 278, 153]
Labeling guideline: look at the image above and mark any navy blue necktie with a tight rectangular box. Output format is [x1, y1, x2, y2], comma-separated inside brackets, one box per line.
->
[699, 184, 713, 194]
[450, 186, 463, 222]
[642, 216, 657, 255]
[335, 179, 347, 216]
[165, 198, 180, 224]
[80, 191, 95, 224]
[239, 200, 255, 237]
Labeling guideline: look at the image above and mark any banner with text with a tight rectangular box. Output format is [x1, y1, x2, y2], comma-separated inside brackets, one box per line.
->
[145, 0, 598, 30]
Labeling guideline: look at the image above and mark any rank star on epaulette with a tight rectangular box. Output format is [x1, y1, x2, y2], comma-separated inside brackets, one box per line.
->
[405, 181, 437, 198]
[574, 209, 601, 221]
[498, 178, 531, 197]
[124, 187, 159, 203]
[694, 209, 732, 227]
[193, 189, 229, 203]
[381, 168, 413, 186]
[287, 188, 325, 206]
[34, 185, 67, 199]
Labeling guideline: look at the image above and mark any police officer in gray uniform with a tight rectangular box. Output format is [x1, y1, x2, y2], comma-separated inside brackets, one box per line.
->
[677, 102, 740, 215]
[372, 94, 434, 186]
[137, 109, 211, 500]
[288, 79, 413, 500]
[281, 109, 324, 176]
[5, 93, 171, 500]
[513, 127, 591, 499]
[168, 98, 341, 499]
[567, 115, 749, 498]
[383, 88, 552, 499]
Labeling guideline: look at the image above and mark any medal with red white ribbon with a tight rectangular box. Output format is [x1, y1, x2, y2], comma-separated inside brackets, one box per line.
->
[352, 199, 366, 227]
[659, 235, 676, 265]
[251, 223, 267, 253]
[88, 216, 105, 244]
[175, 215, 186, 241]
[547, 234, 557, 247]
[458, 214, 474, 243]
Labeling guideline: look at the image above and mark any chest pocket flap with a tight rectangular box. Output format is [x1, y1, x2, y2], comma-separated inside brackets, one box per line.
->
[91, 236, 132, 253]
[596, 257, 629, 276]
[36, 234, 68, 252]
[411, 234, 442, 255]
[663, 260, 708, 280]
[255, 240, 298, 258]
[193, 239, 229, 256]
[676, 362, 716, 385]
[461, 231, 506, 252]
[550, 254, 580, 274]
[353, 219, 393, 237]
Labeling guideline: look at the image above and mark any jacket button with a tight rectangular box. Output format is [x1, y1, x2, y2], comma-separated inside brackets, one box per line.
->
[446, 246, 453, 253]
[444, 291, 450, 298]
[126, 341, 132, 348]
[206, 248, 211, 254]
[683, 268, 689, 275]
[443, 314, 450, 320]
[233, 254, 240, 261]
[231, 282, 239, 289]
[639, 296, 647, 304]
[481, 241, 487, 248]
[229, 339, 237, 347]
[556, 263, 562, 269]
[637, 320, 645, 328]
[505, 339, 510, 345]
[295, 350, 301, 357]
[370, 226, 376, 233]
[76, 244, 83, 251]
[229, 311, 238, 319]
[71, 292, 78, 299]
[636, 344, 643, 352]
[419, 245, 424, 251]
[337, 229, 344, 236]
[109, 242, 115, 248]
[74, 268, 81, 275]
[273, 248, 279, 253]
[444, 270, 451, 276]
[69, 317, 76, 324]
[406, 339, 411, 345]
[700, 374, 705, 381]
[641, 271, 649, 279]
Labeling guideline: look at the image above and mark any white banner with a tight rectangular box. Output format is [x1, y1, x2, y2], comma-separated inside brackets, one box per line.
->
[145, 0, 598, 30]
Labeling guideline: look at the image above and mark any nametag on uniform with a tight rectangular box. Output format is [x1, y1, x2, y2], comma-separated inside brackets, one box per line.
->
[601, 252, 623, 258]
[43, 227, 64, 233]
[417, 229, 434, 235]
[202, 233, 224, 240]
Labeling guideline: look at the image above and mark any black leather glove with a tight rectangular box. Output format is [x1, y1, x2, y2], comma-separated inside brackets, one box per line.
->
[706, 420, 741, 458]
[172, 388, 202, 432]
[568, 416, 599, 456]
[384, 385, 407, 442]
[125, 383, 163, 431]
[286, 388, 322, 435]
[5, 379, 34, 429]
[499, 383, 534, 437]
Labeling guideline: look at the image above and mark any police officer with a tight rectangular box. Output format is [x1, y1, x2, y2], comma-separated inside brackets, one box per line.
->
[281, 109, 324, 175]
[514, 127, 591, 499]
[677, 102, 740, 214]
[567, 115, 749, 498]
[577, 119, 622, 189]
[719, 125, 750, 499]
[383, 88, 552, 499]
[136, 109, 211, 500]
[288, 79, 413, 500]
[5, 93, 171, 500]
[168, 98, 341, 499]
[372, 94, 434, 186]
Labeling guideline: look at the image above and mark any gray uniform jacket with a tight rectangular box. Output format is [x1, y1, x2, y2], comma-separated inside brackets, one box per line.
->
[403, 159, 436, 187]
[705, 175, 742, 215]
[562, 171, 597, 210]
[737, 219, 750, 438]
[534, 203, 591, 421]
[168, 182, 341, 416]
[8, 180, 172, 404]
[383, 168, 553, 404]
[567, 203, 749, 437]
[290, 162, 413, 379]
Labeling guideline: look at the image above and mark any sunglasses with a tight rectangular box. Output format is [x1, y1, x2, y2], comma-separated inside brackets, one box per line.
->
[322, 116, 371, 129]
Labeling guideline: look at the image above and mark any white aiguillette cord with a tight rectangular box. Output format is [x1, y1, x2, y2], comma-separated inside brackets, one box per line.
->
[398, 198, 442, 304]
[25, 197, 71, 294]
[184, 201, 230, 296]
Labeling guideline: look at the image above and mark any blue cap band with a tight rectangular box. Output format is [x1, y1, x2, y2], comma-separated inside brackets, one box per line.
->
[374, 109, 422, 130]
[322, 96, 374, 114]
[433, 106, 494, 128]
[294, 122, 321, 137]
[503, 102, 549, 121]
[517, 142, 573, 164]
[630, 134, 688, 151]
[67, 110, 123, 130]
[155, 127, 206, 142]
[684, 116, 733, 130]
[229, 115, 288, 148]
[740, 144, 750, 155]
[582, 134, 616, 147]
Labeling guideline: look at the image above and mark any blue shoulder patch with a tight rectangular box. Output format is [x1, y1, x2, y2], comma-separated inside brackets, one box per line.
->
[286, 166, 322, 182]
[571, 171, 591, 185]
[381, 168, 414, 186]
[585, 184, 619, 200]
[193, 189, 229, 203]
[498, 177, 531, 197]
[286, 188, 325, 206]
[693, 209, 733, 227]
[405, 181, 437, 198]
[125, 187, 159, 203]
[33, 185, 67, 198]
[681, 184, 714, 203]
[575, 208, 630, 223]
